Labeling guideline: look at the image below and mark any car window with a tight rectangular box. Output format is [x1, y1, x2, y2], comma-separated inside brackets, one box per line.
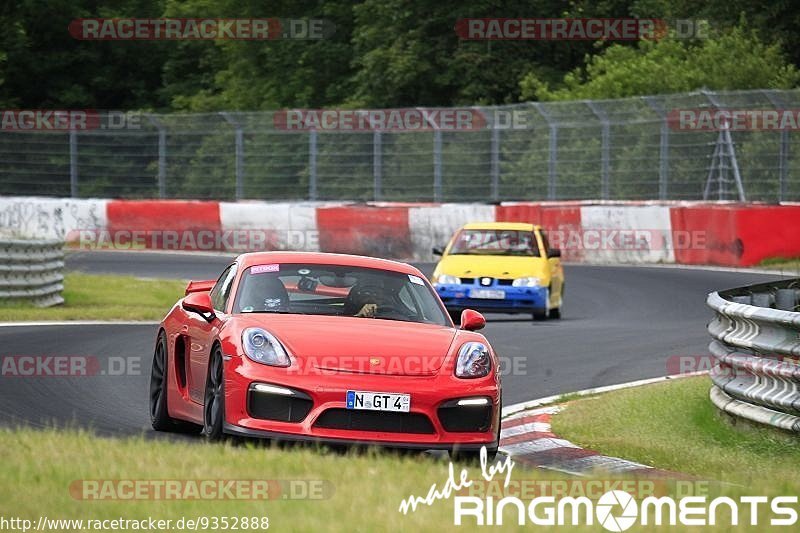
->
[449, 229, 540, 257]
[209, 264, 237, 312]
[232, 263, 448, 326]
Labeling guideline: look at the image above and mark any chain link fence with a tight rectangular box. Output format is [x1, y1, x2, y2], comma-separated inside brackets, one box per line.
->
[2, 89, 800, 202]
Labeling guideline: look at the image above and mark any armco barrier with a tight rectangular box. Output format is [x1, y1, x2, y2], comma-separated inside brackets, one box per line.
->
[707, 279, 800, 431]
[0, 239, 65, 307]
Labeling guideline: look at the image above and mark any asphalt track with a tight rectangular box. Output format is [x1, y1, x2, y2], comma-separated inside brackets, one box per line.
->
[0, 250, 790, 438]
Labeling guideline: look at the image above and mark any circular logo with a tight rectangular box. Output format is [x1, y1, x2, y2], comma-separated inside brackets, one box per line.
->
[595, 490, 638, 532]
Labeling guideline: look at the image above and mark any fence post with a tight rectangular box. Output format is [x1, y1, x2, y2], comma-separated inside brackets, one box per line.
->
[433, 129, 442, 202]
[69, 129, 78, 198]
[644, 96, 669, 200]
[586, 101, 610, 200]
[308, 129, 318, 200]
[220, 112, 244, 200]
[145, 114, 167, 198]
[490, 116, 500, 201]
[373, 130, 382, 201]
[532, 103, 557, 200]
[763, 90, 789, 202]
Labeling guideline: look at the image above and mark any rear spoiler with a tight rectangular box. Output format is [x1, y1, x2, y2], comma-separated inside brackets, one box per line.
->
[185, 280, 215, 296]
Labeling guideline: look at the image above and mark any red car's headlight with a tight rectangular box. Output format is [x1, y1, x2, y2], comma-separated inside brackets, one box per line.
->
[242, 328, 291, 367]
[455, 342, 491, 378]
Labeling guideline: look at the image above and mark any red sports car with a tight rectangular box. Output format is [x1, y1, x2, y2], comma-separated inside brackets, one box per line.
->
[149, 252, 501, 458]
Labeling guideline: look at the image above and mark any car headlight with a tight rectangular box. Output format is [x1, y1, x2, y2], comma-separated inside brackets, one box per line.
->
[512, 277, 541, 287]
[455, 342, 492, 378]
[435, 274, 461, 285]
[242, 328, 291, 367]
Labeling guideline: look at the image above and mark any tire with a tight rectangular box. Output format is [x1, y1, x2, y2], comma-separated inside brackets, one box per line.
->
[203, 344, 225, 441]
[533, 287, 550, 321]
[549, 283, 564, 319]
[150, 331, 180, 431]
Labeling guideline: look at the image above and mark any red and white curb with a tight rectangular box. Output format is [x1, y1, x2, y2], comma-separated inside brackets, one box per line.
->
[498, 375, 706, 477]
[499, 406, 672, 477]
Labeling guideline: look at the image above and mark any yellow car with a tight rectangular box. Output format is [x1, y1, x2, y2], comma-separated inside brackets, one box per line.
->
[431, 222, 564, 322]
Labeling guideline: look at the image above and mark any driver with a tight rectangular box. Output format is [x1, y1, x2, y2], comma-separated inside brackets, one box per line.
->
[345, 282, 384, 318]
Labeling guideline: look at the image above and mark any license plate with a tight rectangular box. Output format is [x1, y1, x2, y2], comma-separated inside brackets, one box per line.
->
[470, 289, 506, 299]
[346, 390, 410, 412]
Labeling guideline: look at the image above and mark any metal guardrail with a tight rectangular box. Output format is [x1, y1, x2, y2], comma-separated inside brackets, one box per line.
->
[0, 240, 65, 307]
[707, 279, 800, 432]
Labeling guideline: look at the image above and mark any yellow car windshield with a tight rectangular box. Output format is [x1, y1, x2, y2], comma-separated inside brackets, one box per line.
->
[449, 229, 540, 257]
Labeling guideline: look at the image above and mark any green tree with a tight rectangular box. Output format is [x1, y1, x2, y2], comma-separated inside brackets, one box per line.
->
[523, 26, 800, 101]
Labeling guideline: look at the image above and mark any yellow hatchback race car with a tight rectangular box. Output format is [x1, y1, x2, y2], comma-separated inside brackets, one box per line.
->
[431, 222, 564, 322]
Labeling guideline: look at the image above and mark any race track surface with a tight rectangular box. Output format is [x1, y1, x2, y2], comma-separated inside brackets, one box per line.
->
[0, 251, 788, 437]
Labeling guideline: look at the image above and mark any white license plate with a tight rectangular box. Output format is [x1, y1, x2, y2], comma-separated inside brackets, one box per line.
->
[346, 390, 410, 412]
[470, 289, 506, 299]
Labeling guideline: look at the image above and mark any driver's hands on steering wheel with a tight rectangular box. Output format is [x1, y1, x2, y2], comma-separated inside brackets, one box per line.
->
[355, 303, 378, 317]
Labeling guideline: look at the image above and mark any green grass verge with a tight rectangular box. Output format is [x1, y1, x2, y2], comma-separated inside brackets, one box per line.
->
[0, 273, 185, 321]
[758, 256, 800, 273]
[552, 376, 800, 492]
[0, 427, 549, 532]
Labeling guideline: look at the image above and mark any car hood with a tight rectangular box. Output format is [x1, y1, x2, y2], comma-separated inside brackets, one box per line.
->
[233, 314, 457, 376]
[435, 254, 549, 279]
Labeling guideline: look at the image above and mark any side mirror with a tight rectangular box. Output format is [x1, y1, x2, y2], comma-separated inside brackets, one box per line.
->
[547, 248, 561, 258]
[182, 291, 215, 321]
[432, 246, 444, 256]
[460, 309, 486, 331]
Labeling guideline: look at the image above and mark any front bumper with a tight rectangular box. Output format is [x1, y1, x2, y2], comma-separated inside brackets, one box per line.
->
[434, 282, 548, 313]
[223, 354, 500, 449]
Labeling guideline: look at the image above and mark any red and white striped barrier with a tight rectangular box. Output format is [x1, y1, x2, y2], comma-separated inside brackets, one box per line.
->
[2, 196, 799, 267]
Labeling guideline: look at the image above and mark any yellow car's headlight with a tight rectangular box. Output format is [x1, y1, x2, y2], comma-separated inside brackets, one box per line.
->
[434, 274, 461, 284]
[512, 277, 541, 287]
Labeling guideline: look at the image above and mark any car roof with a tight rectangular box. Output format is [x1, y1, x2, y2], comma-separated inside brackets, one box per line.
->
[462, 221, 540, 231]
[235, 251, 420, 275]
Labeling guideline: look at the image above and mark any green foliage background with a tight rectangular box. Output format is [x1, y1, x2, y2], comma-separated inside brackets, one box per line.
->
[1, 1, 800, 201]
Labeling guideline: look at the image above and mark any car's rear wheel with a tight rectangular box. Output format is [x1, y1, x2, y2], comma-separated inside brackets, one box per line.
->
[150, 331, 181, 431]
[203, 344, 225, 441]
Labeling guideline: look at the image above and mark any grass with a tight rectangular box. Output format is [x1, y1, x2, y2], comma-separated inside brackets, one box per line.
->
[552, 376, 800, 493]
[0, 273, 185, 321]
[758, 256, 800, 273]
[2, 422, 794, 532]
[0, 427, 556, 533]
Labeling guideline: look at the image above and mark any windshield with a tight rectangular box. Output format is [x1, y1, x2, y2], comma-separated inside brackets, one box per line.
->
[449, 229, 540, 256]
[232, 263, 449, 326]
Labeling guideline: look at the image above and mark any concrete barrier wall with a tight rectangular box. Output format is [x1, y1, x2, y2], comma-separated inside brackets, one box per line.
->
[1, 196, 798, 267]
[0, 197, 106, 240]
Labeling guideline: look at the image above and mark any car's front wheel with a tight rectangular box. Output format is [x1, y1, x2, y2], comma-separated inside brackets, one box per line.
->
[549, 283, 563, 319]
[203, 344, 225, 441]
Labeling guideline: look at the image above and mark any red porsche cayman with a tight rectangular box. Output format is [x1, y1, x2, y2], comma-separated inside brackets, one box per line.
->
[149, 252, 501, 457]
